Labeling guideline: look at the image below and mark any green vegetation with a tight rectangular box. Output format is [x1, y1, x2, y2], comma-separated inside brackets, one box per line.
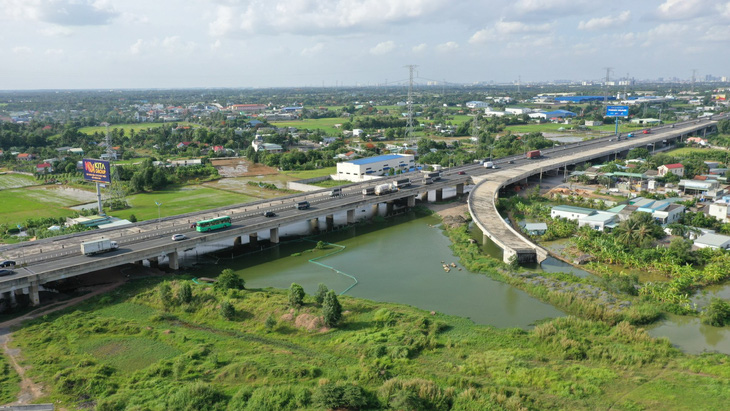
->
[78, 122, 200, 135]
[281, 166, 337, 180]
[8, 275, 730, 409]
[0, 350, 20, 404]
[0, 173, 39, 190]
[0, 186, 87, 225]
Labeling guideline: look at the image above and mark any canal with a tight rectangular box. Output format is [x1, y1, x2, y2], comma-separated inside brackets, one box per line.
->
[192, 212, 565, 329]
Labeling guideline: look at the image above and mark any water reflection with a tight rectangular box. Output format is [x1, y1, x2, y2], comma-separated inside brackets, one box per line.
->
[647, 314, 730, 355]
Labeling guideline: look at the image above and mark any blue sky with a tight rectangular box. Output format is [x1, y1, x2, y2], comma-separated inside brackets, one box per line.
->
[2, 0, 729, 89]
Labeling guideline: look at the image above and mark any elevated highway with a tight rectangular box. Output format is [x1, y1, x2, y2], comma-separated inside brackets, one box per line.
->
[468, 115, 725, 264]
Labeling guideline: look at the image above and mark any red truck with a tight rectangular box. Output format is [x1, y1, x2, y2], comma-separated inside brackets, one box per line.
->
[526, 150, 541, 159]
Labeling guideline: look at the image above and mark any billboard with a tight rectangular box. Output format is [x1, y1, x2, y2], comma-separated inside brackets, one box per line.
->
[606, 105, 629, 117]
[82, 159, 111, 184]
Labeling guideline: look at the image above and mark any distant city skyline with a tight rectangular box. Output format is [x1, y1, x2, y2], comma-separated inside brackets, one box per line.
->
[2, 0, 730, 90]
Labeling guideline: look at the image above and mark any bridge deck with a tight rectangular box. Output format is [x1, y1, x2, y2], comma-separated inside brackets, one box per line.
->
[469, 121, 712, 264]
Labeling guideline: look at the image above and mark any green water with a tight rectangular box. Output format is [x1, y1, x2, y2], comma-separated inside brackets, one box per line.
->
[195, 213, 564, 329]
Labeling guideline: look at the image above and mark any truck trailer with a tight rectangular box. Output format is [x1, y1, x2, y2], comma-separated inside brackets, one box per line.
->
[80, 239, 119, 256]
[526, 150, 541, 159]
[423, 171, 442, 181]
[483, 161, 494, 168]
[362, 187, 375, 196]
[374, 183, 394, 196]
[393, 178, 411, 188]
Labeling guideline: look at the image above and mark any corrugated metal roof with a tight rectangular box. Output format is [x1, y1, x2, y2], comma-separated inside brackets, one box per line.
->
[348, 154, 409, 165]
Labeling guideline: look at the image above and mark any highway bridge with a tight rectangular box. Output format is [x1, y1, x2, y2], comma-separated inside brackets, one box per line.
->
[0, 115, 724, 305]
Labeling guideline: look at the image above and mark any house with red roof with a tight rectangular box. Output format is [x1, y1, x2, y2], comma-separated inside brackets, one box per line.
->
[17, 153, 35, 161]
[36, 162, 53, 174]
[658, 163, 684, 178]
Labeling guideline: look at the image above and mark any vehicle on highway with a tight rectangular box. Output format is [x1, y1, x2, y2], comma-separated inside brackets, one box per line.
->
[171, 234, 187, 241]
[0, 269, 14, 277]
[80, 239, 118, 256]
[643, 129, 651, 134]
[627, 133, 634, 138]
[0, 260, 16, 268]
[330, 188, 342, 197]
[296, 201, 311, 210]
[195, 216, 232, 232]
[457, 171, 466, 175]
[507, 160, 514, 164]
[526, 150, 541, 159]
[263, 211, 276, 217]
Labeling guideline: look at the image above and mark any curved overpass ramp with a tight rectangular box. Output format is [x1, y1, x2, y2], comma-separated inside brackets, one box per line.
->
[469, 119, 721, 264]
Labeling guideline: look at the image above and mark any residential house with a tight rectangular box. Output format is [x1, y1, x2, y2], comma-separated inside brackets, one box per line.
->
[686, 137, 708, 146]
[551, 205, 596, 221]
[523, 222, 548, 236]
[694, 233, 730, 250]
[578, 211, 619, 231]
[658, 163, 684, 178]
[17, 153, 35, 161]
[36, 162, 53, 174]
[709, 201, 730, 223]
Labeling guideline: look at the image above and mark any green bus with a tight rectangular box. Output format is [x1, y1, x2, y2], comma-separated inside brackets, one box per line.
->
[195, 216, 232, 232]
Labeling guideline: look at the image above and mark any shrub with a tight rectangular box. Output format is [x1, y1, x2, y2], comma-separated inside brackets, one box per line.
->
[216, 269, 245, 291]
[220, 301, 235, 320]
[312, 382, 369, 410]
[166, 382, 228, 411]
[322, 290, 342, 327]
[245, 385, 311, 411]
[289, 283, 305, 308]
[314, 283, 328, 306]
[178, 281, 193, 304]
[159, 282, 173, 310]
[264, 314, 277, 331]
[702, 298, 730, 326]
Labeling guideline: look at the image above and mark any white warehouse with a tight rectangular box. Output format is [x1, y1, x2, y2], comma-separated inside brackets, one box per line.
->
[336, 154, 415, 181]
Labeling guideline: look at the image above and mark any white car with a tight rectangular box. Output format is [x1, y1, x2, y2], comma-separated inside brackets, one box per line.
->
[171, 234, 187, 241]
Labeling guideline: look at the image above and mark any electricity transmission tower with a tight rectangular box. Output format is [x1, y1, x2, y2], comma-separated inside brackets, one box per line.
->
[405, 65, 417, 145]
[103, 123, 127, 212]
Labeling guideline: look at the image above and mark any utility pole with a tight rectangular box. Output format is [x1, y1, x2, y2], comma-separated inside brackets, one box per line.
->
[603, 67, 613, 104]
[405, 64, 417, 145]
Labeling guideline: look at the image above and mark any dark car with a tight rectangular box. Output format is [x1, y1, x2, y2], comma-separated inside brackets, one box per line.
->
[263, 211, 276, 217]
[507, 160, 514, 164]
[0, 269, 14, 277]
[457, 171, 466, 175]
[0, 260, 16, 268]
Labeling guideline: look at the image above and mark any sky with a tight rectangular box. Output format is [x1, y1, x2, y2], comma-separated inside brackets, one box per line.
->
[2, 0, 730, 90]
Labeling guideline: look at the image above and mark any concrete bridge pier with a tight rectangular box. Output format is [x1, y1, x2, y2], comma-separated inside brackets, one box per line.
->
[2, 291, 17, 308]
[347, 209, 355, 224]
[28, 281, 40, 306]
[270, 227, 279, 244]
[456, 183, 464, 196]
[326, 214, 334, 231]
[148, 257, 159, 268]
[310, 218, 320, 235]
[371, 203, 379, 216]
[249, 233, 258, 248]
[385, 202, 394, 215]
[233, 236, 242, 248]
[435, 188, 443, 202]
[167, 251, 179, 270]
[407, 195, 415, 207]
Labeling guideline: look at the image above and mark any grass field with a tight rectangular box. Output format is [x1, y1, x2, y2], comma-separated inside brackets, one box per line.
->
[665, 147, 722, 156]
[78, 122, 200, 135]
[109, 186, 257, 221]
[0, 186, 91, 225]
[0, 173, 40, 190]
[269, 118, 344, 135]
[281, 167, 336, 180]
[8, 276, 730, 410]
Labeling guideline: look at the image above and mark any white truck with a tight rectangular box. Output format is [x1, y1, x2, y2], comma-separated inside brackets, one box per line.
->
[393, 178, 411, 189]
[483, 161, 495, 169]
[80, 239, 118, 256]
[374, 183, 395, 196]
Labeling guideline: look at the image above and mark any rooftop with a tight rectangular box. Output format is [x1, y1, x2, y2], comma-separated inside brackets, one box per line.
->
[552, 205, 597, 215]
[348, 154, 411, 166]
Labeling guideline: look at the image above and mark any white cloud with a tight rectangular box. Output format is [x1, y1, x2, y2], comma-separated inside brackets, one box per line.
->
[436, 41, 459, 52]
[578, 11, 631, 31]
[12, 46, 32, 54]
[655, 0, 714, 20]
[515, 0, 591, 16]
[702, 25, 730, 42]
[495, 20, 553, 35]
[39, 25, 74, 37]
[469, 28, 496, 44]
[129, 39, 145, 55]
[207, 0, 449, 37]
[44, 48, 64, 55]
[642, 23, 690, 46]
[370, 40, 395, 55]
[412, 43, 427, 53]
[210, 39, 222, 50]
[4, 0, 119, 26]
[301, 43, 325, 56]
